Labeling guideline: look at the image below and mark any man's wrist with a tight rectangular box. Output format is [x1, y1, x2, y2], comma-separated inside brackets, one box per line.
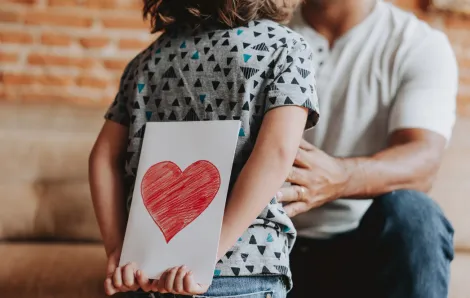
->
[337, 157, 369, 198]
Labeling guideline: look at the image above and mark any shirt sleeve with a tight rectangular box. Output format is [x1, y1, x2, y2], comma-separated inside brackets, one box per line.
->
[265, 40, 320, 129]
[388, 31, 458, 141]
[104, 59, 137, 127]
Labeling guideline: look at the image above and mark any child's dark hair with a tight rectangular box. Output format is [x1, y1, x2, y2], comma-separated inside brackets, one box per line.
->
[143, 0, 301, 33]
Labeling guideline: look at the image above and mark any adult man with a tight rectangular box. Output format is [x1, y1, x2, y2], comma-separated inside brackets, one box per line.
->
[280, 0, 458, 297]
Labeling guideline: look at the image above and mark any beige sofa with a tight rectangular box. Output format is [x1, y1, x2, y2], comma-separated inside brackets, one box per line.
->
[0, 103, 468, 298]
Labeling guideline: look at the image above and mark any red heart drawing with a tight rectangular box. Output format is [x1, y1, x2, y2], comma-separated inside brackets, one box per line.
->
[141, 160, 221, 243]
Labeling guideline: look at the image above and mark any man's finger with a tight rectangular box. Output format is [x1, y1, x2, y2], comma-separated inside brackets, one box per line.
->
[286, 167, 310, 186]
[122, 262, 137, 288]
[294, 147, 313, 169]
[104, 277, 118, 296]
[283, 202, 309, 218]
[299, 138, 315, 151]
[276, 185, 306, 203]
[136, 270, 153, 292]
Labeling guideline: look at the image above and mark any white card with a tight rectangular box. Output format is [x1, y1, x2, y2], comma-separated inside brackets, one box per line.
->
[120, 121, 240, 285]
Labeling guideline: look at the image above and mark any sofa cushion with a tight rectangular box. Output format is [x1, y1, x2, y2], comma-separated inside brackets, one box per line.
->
[0, 181, 101, 241]
[0, 243, 126, 298]
[0, 103, 102, 241]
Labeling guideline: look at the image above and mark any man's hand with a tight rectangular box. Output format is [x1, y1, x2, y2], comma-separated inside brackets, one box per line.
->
[277, 139, 351, 217]
[104, 252, 140, 295]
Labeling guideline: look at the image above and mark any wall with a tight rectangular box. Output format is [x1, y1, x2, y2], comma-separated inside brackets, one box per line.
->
[0, 0, 469, 113]
[0, 0, 153, 106]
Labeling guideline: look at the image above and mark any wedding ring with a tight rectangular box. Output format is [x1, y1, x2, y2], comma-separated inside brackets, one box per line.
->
[299, 186, 306, 200]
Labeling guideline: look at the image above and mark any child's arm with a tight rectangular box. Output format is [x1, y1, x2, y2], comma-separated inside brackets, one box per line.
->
[89, 120, 128, 257]
[89, 120, 137, 295]
[217, 105, 308, 258]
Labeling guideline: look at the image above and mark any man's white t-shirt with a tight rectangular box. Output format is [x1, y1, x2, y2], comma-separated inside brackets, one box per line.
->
[289, 1, 458, 238]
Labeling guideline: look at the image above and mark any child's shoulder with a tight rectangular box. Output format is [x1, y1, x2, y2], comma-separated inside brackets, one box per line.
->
[239, 20, 312, 56]
[235, 19, 307, 44]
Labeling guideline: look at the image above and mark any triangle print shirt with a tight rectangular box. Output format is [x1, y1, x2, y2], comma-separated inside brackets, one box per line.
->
[105, 19, 320, 288]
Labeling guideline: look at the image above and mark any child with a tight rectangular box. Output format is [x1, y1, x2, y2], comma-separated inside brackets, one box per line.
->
[89, 0, 319, 297]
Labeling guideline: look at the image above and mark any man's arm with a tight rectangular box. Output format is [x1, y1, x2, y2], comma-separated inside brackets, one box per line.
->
[278, 30, 458, 217]
[342, 128, 446, 197]
[277, 129, 445, 217]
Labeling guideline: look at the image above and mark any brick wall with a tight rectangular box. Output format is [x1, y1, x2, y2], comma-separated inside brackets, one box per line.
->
[0, 0, 153, 106]
[1, 0, 469, 113]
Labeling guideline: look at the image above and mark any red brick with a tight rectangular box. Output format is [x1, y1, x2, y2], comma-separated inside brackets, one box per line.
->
[395, 0, 422, 11]
[445, 15, 470, 30]
[47, 0, 84, 7]
[103, 59, 129, 71]
[0, 52, 19, 63]
[25, 11, 93, 27]
[0, 10, 24, 23]
[118, 38, 151, 50]
[79, 37, 110, 48]
[0, 73, 74, 87]
[27, 54, 96, 69]
[4, 0, 39, 4]
[86, 0, 120, 9]
[0, 31, 33, 44]
[457, 94, 470, 117]
[76, 76, 109, 89]
[41, 33, 73, 46]
[48, 0, 140, 10]
[101, 16, 148, 30]
[460, 75, 470, 86]
[458, 56, 470, 69]
[0, 88, 103, 106]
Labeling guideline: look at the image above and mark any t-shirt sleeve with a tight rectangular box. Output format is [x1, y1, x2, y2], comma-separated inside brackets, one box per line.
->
[265, 40, 320, 128]
[388, 32, 458, 141]
[104, 59, 136, 127]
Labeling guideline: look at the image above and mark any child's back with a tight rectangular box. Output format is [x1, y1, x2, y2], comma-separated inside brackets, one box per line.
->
[106, 20, 318, 288]
[90, 1, 320, 297]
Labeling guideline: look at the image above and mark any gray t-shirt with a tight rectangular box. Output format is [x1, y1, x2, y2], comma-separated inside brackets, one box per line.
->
[105, 19, 319, 287]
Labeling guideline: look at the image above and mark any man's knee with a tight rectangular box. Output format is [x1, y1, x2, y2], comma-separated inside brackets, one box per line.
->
[370, 190, 454, 261]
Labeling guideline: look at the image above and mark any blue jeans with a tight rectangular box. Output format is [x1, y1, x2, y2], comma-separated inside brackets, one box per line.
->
[126, 276, 287, 298]
[289, 190, 454, 298]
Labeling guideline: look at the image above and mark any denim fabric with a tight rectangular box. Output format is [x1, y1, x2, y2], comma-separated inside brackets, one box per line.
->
[289, 190, 455, 298]
[126, 276, 287, 298]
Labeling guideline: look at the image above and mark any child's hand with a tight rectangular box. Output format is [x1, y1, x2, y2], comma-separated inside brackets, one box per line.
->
[104, 255, 140, 295]
[136, 266, 210, 295]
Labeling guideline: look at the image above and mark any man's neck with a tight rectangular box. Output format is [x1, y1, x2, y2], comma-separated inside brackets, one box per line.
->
[302, 0, 377, 46]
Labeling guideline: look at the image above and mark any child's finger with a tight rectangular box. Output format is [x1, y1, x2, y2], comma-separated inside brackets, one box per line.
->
[164, 267, 179, 293]
[122, 262, 137, 288]
[173, 266, 189, 294]
[183, 271, 208, 295]
[104, 277, 118, 296]
[156, 270, 169, 293]
[112, 266, 123, 288]
[136, 270, 153, 292]
[151, 278, 160, 293]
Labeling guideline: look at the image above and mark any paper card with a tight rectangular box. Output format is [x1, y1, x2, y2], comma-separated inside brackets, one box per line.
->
[119, 121, 240, 285]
